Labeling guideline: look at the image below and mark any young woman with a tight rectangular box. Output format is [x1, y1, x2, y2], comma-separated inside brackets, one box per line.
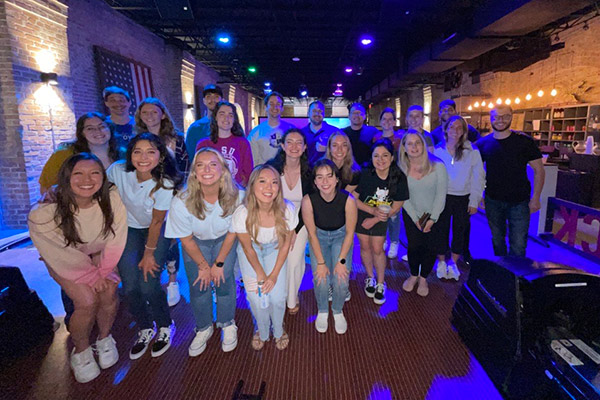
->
[325, 131, 361, 192]
[135, 97, 189, 305]
[302, 159, 357, 334]
[398, 130, 448, 297]
[355, 139, 409, 305]
[29, 153, 127, 383]
[266, 128, 312, 315]
[230, 165, 296, 350]
[433, 116, 485, 279]
[165, 148, 244, 356]
[39, 112, 121, 194]
[107, 133, 182, 359]
[195, 101, 253, 187]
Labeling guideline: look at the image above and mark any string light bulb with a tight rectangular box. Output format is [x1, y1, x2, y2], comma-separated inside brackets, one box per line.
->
[474, 101, 480, 108]
[551, 88, 557, 96]
[505, 98, 511, 105]
[526, 93, 532, 101]
[468, 105, 473, 111]
[488, 103, 494, 109]
[515, 97, 521, 104]
[496, 98, 502, 105]
[481, 100, 486, 106]
[537, 90, 544, 97]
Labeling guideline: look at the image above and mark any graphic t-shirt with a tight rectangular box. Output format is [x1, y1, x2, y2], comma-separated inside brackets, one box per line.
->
[355, 168, 409, 217]
[196, 135, 254, 187]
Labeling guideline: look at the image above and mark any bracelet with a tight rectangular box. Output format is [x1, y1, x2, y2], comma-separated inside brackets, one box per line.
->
[317, 261, 326, 265]
[144, 244, 157, 250]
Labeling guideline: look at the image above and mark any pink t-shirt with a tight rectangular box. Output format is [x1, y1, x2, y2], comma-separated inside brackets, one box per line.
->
[196, 135, 254, 187]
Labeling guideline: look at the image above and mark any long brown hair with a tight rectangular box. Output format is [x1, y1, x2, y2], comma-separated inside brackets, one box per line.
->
[54, 153, 115, 247]
[73, 112, 120, 162]
[244, 165, 288, 247]
[134, 97, 178, 145]
[443, 115, 468, 161]
[183, 147, 240, 219]
[209, 101, 245, 143]
[325, 131, 360, 185]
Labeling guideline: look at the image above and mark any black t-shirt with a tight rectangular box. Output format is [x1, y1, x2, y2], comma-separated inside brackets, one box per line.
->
[476, 130, 542, 202]
[342, 125, 378, 168]
[355, 168, 409, 217]
[309, 190, 349, 231]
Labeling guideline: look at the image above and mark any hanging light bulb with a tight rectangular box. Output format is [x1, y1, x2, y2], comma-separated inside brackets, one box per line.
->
[481, 100, 486, 107]
[468, 105, 473, 111]
[525, 93, 532, 101]
[488, 103, 494, 109]
[515, 97, 521, 104]
[474, 101, 480, 108]
[537, 90, 544, 97]
[551, 88, 557, 96]
[505, 98, 511, 105]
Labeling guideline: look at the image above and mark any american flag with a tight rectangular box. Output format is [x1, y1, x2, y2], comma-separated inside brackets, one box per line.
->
[94, 46, 153, 110]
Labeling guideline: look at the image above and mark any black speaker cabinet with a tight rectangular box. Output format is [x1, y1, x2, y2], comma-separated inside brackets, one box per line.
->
[452, 257, 600, 399]
[0, 266, 54, 363]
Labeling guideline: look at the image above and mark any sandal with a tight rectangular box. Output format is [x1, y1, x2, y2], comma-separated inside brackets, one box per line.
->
[275, 332, 289, 351]
[288, 305, 300, 315]
[251, 332, 265, 351]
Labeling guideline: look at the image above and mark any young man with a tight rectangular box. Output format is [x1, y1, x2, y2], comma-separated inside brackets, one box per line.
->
[185, 84, 223, 159]
[342, 103, 378, 167]
[477, 105, 545, 257]
[301, 100, 340, 165]
[431, 99, 480, 146]
[400, 105, 435, 151]
[248, 92, 294, 166]
[103, 86, 135, 152]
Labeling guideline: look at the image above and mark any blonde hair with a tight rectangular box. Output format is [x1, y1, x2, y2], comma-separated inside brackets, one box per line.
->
[325, 131, 360, 184]
[183, 147, 240, 219]
[398, 130, 437, 175]
[244, 165, 288, 247]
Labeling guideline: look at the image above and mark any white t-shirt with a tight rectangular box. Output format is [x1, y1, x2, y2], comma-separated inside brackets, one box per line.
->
[165, 190, 245, 240]
[107, 160, 175, 229]
[230, 200, 298, 244]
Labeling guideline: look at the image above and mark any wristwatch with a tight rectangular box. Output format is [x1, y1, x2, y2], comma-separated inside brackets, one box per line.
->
[215, 261, 224, 268]
[339, 258, 346, 265]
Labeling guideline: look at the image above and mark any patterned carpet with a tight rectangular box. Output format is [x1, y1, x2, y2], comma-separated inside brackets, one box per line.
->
[0, 252, 503, 400]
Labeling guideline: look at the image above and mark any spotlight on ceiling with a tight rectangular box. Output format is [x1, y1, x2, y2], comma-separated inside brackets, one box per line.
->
[344, 67, 353, 74]
[248, 66, 257, 73]
[359, 35, 373, 46]
[333, 88, 343, 96]
[300, 90, 308, 97]
[264, 82, 271, 87]
[292, 57, 300, 62]
[217, 35, 230, 44]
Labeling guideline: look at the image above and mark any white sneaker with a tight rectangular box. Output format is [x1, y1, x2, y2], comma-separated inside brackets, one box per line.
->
[401, 254, 408, 262]
[333, 313, 348, 334]
[315, 312, 328, 333]
[447, 262, 461, 281]
[222, 324, 238, 352]
[387, 241, 399, 259]
[167, 282, 181, 307]
[151, 322, 175, 358]
[95, 334, 118, 369]
[436, 260, 448, 279]
[70, 346, 100, 383]
[188, 325, 213, 357]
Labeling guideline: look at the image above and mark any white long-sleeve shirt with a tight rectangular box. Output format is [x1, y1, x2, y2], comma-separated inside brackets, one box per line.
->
[433, 141, 485, 209]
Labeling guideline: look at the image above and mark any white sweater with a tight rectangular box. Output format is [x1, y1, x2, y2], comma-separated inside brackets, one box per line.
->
[433, 142, 485, 209]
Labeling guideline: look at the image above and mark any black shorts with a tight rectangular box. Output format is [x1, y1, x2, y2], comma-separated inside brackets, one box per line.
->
[355, 210, 388, 236]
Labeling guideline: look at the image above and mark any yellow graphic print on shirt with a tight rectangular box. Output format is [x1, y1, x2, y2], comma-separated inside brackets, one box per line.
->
[364, 187, 392, 207]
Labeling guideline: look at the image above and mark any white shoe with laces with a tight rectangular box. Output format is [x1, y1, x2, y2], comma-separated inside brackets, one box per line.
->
[387, 241, 399, 259]
[71, 346, 100, 383]
[167, 282, 181, 307]
[222, 323, 238, 352]
[188, 325, 213, 357]
[95, 334, 118, 369]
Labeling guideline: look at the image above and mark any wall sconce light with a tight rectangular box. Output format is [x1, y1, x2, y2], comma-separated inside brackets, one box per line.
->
[40, 72, 58, 85]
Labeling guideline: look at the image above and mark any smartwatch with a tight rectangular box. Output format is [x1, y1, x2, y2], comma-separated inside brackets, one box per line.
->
[339, 258, 346, 265]
[215, 261, 224, 268]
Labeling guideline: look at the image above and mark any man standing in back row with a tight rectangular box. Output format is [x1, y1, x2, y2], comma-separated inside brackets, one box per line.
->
[477, 105, 545, 257]
[301, 100, 340, 165]
[342, 103, 378, 167]
[185, 84, 223, 159]
[103, 86, 135, 152]
[431, 99, 480, 146]
[248, 91, 294, 166]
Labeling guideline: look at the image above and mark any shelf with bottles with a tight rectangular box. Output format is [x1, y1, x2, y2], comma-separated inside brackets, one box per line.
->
[551, 106, 589, 119]
[549, 132, 585, 141]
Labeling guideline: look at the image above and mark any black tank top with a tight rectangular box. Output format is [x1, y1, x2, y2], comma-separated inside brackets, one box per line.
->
[309, 190, 349, 231]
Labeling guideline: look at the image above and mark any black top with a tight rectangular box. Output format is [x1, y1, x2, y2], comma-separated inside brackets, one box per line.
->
[355, 167, 409, 219]
[476, 131, 542, 203]
[342, 125, 378, 168]
[340, 169, 360, 189]
[309, 190, 349, 231]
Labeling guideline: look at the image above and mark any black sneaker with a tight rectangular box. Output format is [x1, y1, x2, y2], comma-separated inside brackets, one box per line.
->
[130, 328, 155, 360]
[151, 321, 175, 358]
[364, 277, 376, 298]
[374, 283, 386, 305]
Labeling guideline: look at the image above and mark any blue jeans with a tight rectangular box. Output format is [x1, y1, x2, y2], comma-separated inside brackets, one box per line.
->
[484, 197, 530, 257]
[308, 226, 352, 314]
[182, 234, 237, 331]
[117, 226, 171, 330]
[387, 214, 401, 242]
[237, 242, 287, 341]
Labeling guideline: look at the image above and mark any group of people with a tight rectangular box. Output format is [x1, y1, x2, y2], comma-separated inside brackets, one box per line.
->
[28, 84, 545, 384]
